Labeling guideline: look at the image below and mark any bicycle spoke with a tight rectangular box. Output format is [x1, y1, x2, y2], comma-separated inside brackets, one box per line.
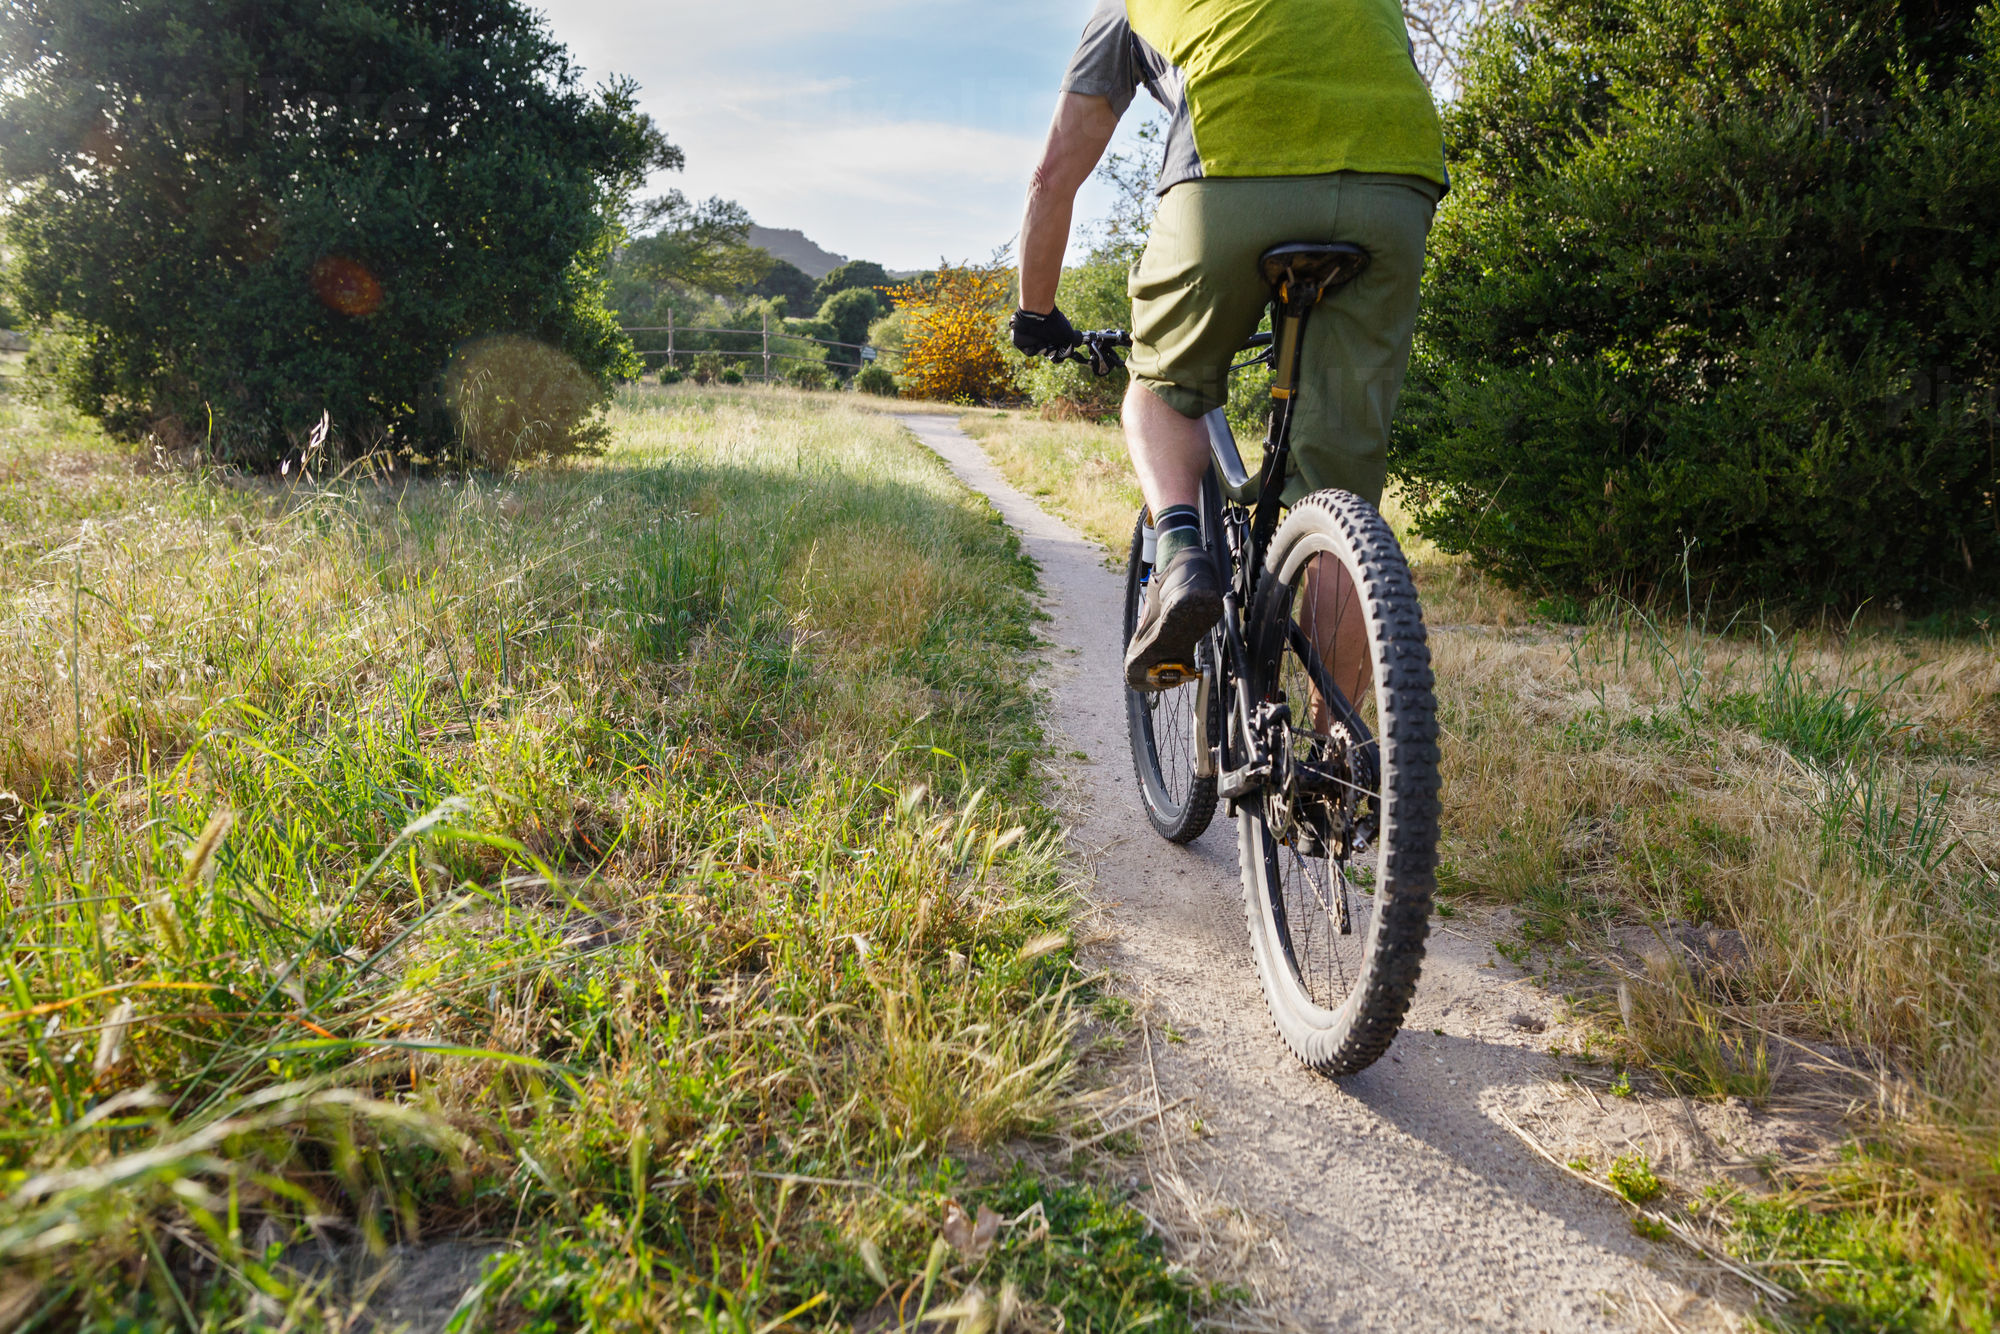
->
[1124, 511, 1219, 845]
[1230, 431, 1437, 1071]
[1262, 549, 1384, 1012]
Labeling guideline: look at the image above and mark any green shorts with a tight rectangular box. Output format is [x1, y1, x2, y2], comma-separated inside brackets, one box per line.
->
[1126, 171, 1441, 508]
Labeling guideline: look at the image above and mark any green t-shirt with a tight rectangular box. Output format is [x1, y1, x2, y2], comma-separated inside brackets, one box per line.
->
[1060, 0, 1447, 192]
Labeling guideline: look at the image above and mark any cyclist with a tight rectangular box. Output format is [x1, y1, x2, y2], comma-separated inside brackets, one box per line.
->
[1011, 0, 1447, 694]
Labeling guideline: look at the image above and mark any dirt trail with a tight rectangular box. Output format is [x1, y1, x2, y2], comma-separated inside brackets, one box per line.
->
[897, 413, 1726, 1333]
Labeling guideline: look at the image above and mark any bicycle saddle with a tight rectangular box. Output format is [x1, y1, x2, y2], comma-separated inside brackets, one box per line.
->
[1259, 242, 1369, 296]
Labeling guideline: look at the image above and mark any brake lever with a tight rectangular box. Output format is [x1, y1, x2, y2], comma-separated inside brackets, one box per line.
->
[1044, 338, 1118, 377]
[1062, 341, 1117, 377]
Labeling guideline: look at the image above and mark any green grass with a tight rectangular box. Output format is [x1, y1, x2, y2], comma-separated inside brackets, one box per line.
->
[1730, 1144, 2000, 1334]
[0, 385, 1196, 1331]
[1606, 1153, 1663, 1205]
[1710, 650, 1901, 769]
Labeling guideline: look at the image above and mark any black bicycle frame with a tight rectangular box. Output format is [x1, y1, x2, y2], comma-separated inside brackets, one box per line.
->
[1202, 289, 1323, 802]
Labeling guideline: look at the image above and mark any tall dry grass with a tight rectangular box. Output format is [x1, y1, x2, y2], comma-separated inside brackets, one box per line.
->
[0, 386, 1192, 1330]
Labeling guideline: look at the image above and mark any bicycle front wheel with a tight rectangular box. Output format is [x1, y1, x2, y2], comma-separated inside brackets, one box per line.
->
[1236, 490, 1439, 1075]
[1124, 512, 1220, 844]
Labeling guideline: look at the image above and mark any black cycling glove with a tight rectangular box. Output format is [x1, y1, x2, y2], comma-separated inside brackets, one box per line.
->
[1010, 305, 1079, 358]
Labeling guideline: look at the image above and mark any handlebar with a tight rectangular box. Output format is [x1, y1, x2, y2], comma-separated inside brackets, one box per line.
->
[1048, 328, 1272, 377]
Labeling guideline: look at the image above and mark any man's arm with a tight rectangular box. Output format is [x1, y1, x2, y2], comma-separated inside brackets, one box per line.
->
[1018, 91, 1121, 314]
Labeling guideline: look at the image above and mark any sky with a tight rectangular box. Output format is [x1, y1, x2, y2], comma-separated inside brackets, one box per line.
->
[535, 1, 1150, 271]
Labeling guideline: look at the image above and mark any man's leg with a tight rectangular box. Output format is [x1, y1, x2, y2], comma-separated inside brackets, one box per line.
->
[1286, 174, 1438, 717]
[1298, 555, 1371, 728]
[1122, 380, 1209, 514]
[1118, 380, 1221, 690]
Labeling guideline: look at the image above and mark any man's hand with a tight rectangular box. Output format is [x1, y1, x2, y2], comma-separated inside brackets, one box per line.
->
[1011, 306, 1080, 358]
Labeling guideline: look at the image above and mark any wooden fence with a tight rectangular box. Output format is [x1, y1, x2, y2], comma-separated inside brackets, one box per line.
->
[620, 311, 897, 383]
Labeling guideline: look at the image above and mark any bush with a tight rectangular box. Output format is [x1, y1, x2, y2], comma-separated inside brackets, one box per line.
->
[1396, 0, 2000, 612]
[0, 0, 675, 469]
[817, 287, 884, 377]
[719, 366, 745, 386]
[787, 363, 831, 391]
[1012, 258, 1131, 419]
[888, 261, 1016, 404]
[855, 364, 900, 397]
[658, 366, 684, 386]
[691, 353, 724, 386]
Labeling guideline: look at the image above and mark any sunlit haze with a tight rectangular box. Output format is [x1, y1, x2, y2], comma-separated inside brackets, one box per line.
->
[535, 0, 1149, 270]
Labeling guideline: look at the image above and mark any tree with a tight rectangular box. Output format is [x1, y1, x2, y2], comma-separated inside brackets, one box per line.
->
[1400, 0, 1518, 89]
[816, 287, 883, 377]
[1395, 0, 2000, 612]
[1089, 118, 1164, 265]
[0, 0, 674, 468]
[621, 192, 772, 295]
[749, 257, 817, 309]
[811, 260, 893, 312]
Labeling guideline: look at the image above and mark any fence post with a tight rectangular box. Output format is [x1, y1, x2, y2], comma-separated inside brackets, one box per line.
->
[762, 312, 771, 385]
[666, 308, 674, 372]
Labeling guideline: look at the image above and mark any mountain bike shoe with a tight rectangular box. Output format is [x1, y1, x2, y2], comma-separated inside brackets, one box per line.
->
[1126, 547, 1223, 692]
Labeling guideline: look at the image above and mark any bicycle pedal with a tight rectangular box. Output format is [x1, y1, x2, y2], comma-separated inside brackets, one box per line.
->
[1147, 662, 1196, 688]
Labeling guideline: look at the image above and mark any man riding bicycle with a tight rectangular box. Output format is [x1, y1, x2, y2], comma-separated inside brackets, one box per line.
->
[1011, 0, 1447, 695]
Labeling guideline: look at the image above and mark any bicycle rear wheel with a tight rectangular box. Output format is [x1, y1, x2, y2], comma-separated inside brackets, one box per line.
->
[1236, 490, 1438, 1074]
[1124, 512, 1220, 844]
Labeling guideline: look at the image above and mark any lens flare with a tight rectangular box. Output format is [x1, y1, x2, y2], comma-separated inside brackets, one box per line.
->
[443, 335, 600, 469]
[311, 255, 384, 317]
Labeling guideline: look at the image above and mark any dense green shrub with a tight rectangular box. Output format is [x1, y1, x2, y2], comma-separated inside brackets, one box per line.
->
[867, 309, 909, 369]
[1396, 0, 2000, 611]
[855, 364, 900, 397]
[0, 0, 673, 468]
[818, 287, 884, 377]
[787, 363, 831, 391]
[719, 367, 745, 386]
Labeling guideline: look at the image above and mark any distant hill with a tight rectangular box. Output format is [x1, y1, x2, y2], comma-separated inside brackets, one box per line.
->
[748, 227, 847, 281]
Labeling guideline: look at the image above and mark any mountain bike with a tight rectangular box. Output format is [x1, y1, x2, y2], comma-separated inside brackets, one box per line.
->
[1059, 243, 1439, 1076]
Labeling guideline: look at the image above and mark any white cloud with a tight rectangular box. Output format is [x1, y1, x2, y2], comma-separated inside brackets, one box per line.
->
[662, 86, 1044, 263]
[548, 0, 930, 56]
[538, 0, 1133, 268]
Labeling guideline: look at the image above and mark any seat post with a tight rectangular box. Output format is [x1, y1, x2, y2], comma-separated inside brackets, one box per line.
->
[1238, 242, 1372, 572]
[1249, 242, 1368, 573]
[1271, 300, 1309, 404]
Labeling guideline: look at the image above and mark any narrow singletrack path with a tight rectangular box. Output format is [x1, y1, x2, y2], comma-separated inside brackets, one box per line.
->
[897, 413, 1718, 1333]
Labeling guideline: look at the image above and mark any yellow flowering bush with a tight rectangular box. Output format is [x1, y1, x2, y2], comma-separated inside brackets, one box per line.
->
[887, 261, 1015, 404]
